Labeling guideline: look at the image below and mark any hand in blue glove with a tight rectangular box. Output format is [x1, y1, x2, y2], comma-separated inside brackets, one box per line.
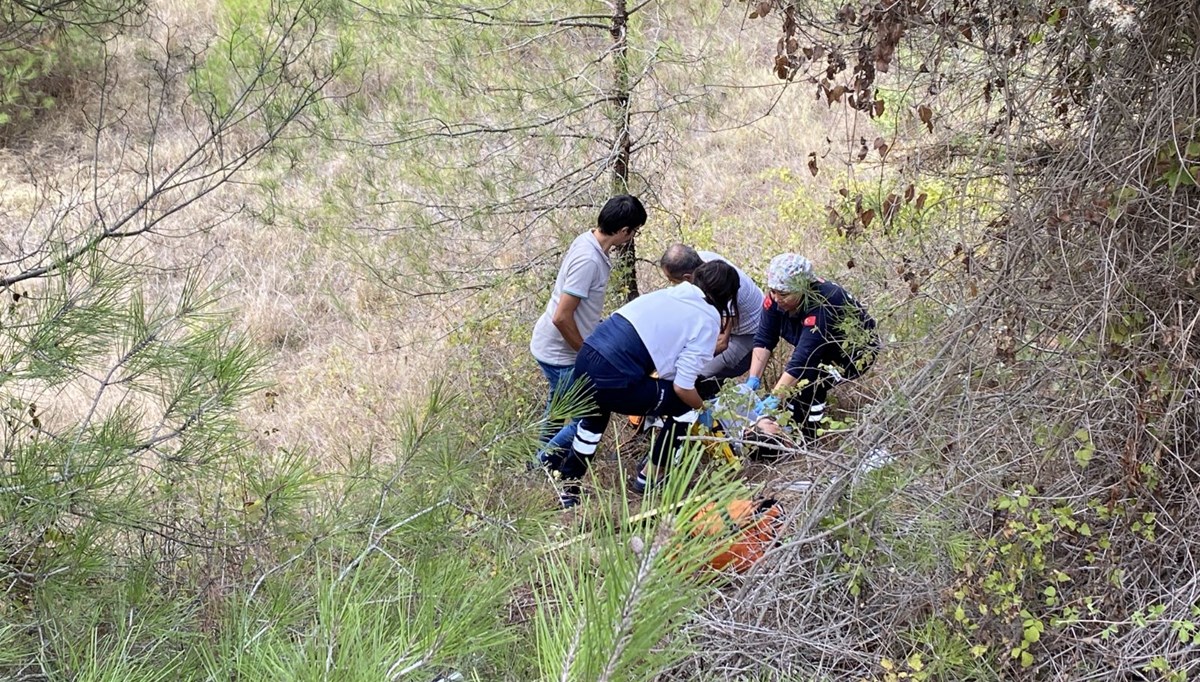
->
[741, 376, 761, 391]
[755, 395, 780, 414]
[697, 408, 715, 430]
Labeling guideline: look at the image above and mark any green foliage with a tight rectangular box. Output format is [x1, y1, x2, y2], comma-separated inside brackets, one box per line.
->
[1152, 138, 1200, 190]
[941, 483, 1188, 675]
[5, 1, 777, 679]
[535, 446, 751, 681]
[871, 85, 916, 140]
[2, 244, 741, 679]
[191, 0, 352, 123]
[203, 552, 519, 680]
[896, 619, 997, 682]
[819, 461, 958, 596]
[2, 252, 258, 611]
[0, 0, 141, 140]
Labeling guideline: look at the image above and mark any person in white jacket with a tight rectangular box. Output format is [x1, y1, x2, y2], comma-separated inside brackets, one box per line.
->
[542, 260, 741, 508]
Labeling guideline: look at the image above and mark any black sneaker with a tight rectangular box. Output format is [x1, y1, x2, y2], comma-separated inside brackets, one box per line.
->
[631, 472, 647, 494]
[631, 470, 664, 495]
[559, 483, 581, 509]
[528, 448, 564, 472]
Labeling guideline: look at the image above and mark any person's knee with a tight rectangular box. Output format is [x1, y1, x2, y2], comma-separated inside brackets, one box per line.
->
[702, 350, 752, 382]
[695, 376, 722, 400]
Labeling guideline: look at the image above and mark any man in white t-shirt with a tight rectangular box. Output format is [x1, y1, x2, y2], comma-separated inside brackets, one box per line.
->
[529, 195, 646, 463]
[658, 243, 765, 391]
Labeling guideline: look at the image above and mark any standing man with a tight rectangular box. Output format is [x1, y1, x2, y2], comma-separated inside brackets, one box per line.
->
[742, 253, 879, 440]
[658, 243, 765, 391]
[530, 195, 646, 464]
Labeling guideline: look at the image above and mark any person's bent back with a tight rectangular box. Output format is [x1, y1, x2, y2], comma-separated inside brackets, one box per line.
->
[543, 260, 741, 509]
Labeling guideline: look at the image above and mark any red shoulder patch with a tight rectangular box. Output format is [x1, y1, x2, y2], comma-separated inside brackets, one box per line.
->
[762, 296, 772, 310]
[803, 315, 817, 327]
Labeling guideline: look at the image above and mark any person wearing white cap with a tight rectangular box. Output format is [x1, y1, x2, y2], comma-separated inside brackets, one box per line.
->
[741, 253, 879, 440]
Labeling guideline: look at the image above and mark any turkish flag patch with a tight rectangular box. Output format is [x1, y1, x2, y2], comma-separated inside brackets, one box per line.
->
[762, 296, 772, 310]
[803, 315, 817, 326]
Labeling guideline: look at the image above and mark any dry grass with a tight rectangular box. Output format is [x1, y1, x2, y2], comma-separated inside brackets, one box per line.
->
[1, 0, 885, 523]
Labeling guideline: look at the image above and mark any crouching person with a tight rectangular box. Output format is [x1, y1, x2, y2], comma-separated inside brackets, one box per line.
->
[543, 260, 741, 508]
[743, 253, 880, 441]
[658, 243, 765, 391]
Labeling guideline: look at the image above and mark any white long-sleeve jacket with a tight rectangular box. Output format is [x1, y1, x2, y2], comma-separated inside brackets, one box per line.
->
[616, 282, 720, 390]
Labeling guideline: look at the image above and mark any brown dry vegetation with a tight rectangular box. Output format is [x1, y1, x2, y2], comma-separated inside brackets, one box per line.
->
[11, 0, 1198, 679]
[8, 0, 864, 466]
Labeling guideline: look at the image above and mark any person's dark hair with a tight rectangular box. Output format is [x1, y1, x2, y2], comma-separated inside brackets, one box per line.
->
[659, 243, 703, 281]
[596, 195, 647, 235]
[692, 260, 741, 321]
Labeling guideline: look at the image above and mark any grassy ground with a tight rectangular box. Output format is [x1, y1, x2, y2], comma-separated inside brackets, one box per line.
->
[20, 0, 873, 471]
[1, 1, 944, 678]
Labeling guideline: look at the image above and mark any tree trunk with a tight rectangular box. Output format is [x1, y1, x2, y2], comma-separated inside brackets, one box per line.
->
[609, 0, 639, 301]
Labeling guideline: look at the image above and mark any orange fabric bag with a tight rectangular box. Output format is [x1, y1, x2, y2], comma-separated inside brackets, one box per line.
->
[689, 499, 784, 572]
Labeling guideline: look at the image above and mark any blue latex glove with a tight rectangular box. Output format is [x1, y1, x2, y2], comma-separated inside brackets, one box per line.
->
[741, 376, 761, 391]
[755, 395, 780, 413]
[697, 408, 715, 430]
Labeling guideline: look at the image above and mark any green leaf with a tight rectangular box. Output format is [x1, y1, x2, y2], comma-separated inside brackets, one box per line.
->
[907, 653, 924, 672]
[1073, 444, 1094, 468]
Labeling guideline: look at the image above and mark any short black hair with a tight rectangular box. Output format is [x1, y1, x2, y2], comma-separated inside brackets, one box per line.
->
[659, 243, 704, 280]
[691, 260, 741, 321]
[596, 195, 647, 235]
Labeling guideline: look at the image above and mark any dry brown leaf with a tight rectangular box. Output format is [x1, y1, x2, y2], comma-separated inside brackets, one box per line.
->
[917, 104, 934, 132]
[882, 193, 901, 222]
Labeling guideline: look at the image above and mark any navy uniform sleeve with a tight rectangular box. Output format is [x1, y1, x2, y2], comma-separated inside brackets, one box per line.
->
[753, 296, 783, 351]
[783, 305, 831, 378]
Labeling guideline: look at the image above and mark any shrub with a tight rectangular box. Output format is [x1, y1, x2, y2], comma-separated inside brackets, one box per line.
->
[0, 0, 144, 142]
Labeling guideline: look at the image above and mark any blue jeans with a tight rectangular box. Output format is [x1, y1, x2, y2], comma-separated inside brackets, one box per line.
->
[537, 360, 578, 460]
